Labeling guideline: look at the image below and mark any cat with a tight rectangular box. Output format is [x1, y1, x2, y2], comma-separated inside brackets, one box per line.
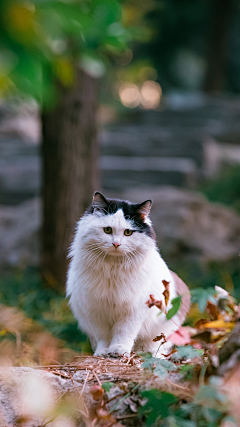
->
[66, 191, 190, 358]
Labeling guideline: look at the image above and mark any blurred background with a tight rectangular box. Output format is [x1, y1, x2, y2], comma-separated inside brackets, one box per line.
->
[1, 0, 240, 362]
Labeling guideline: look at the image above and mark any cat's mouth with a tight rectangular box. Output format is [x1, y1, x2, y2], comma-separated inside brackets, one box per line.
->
[107, 248, 124, 256]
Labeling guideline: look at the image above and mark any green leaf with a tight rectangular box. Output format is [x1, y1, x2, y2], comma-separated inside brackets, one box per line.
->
[179, 363, 195, 380]
[194, 385, 228, 410]
[138, 389, 177, 426]
[138, 352, 152, 359]
[166, 295, 182, 320]
[176, 403, 195, 417]
[202, 407, 222, 423]
[172, 345, 203, 361]
[166, 416, 197, 427]
[191, 288, 217, 312]
[102, 381, 114, 392]
[142, 357, 176, 379]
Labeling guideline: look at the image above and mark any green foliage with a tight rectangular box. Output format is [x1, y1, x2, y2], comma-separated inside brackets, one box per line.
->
[0, 0, 132, 103]
[194, 385, 228, 410]
[141, 353, 176, 379]
[172, 345, 203, 360]
[138, 383, 235, 427]
[138, 389, 177, 426]
[179, 363, 196, 380]
[102, 381, 114, 392]
[0, 268, 89, 352]
[166, 295, 182, 320]
[190, 288, 216, 312]
[202, 165, 240, 215]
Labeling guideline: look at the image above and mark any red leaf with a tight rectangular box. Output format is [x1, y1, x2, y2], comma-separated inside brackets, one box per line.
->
[168, 327, 191, 346]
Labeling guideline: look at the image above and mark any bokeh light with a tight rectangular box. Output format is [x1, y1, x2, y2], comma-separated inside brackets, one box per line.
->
[140, 80, 162, 109]
[118, 83, 141, 108]
[119, 80, 162, 109]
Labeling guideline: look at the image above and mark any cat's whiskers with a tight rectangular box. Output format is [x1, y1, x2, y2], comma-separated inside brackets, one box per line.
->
[126, 253, 135, 269]
[83, 247, 106, 268]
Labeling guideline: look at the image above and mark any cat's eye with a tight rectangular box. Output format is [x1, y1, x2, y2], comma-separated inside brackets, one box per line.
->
[124, 229, 133, 236]
[104, 227, 112, 234]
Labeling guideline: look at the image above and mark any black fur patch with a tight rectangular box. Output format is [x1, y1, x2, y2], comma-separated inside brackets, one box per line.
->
[86, 194, 156, 240]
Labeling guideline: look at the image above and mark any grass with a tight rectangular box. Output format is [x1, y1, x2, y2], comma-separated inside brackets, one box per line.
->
[0, 266, 91, 353]
[201, 164, 240, 214]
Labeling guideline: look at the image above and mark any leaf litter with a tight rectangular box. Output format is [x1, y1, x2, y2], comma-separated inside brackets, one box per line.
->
[19, 283, 240, 426]
[1, 283, 240, 426]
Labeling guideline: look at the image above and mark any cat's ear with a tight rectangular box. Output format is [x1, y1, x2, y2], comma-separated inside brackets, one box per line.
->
[136, 200, 152, 221]
[92, 191, 108, 211]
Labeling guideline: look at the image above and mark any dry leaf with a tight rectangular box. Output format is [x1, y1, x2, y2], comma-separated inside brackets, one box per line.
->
[206, 301, 220, 320]
[96, 408, 116, 423]
[162, 280, 170, 289]
[202, 320, 235, 330]
[145, 295, 163, 311]
[194, 319, 209, 329]
[90, 385, 104, 400]
[162, 280, 170, 307]
[153, 333, 166, 343]
[168, 327, 191, 346]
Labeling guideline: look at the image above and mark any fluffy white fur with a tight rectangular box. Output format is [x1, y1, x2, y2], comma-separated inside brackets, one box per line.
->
[67, 204, 182, 357]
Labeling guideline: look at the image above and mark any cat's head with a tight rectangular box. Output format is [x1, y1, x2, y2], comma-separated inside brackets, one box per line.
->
[79, 192, 156, 259]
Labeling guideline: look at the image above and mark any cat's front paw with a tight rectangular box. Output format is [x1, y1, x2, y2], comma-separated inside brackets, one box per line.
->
[107, 344, 130, 358]
[94, 347, 108, 357]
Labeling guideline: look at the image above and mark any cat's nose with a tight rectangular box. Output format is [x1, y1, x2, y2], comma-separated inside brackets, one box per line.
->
[112, 242, 121, 248]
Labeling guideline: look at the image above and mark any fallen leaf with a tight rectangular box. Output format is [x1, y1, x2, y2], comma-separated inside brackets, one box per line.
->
[145, 295, 163, 311]
[194, 319, 209, 329]
[201, 320, 235, 330]
[162, 280, 170, 307]
[206, 301, 220, 320]
[153, 333, 166, 343]
[168, 327, 191, 346]
[162, 280, 170, 289]
[96, 408, 117, 423]
[90, 385, 103, 400]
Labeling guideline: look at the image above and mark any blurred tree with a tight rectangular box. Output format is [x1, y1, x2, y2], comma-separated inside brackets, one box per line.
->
[0, 0, 131, 287]
[137, 0, 239, 92]
[204, 0, 234, 92]
[41, 69, 99, 287]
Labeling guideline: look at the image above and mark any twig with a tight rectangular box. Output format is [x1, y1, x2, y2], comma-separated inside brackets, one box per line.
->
[56, 388, 70, 404]
[154, 337, 166, 357]
[110, 392, 131, 413]
[40, 415, 58, 427]
[126, 354, 135, 365]
[80, 370, 90, 396]
[48, 357, 61, 365]
[116, 414, 138, 420]
[76, 408, 89, 418]
[104, 393, 124, 405]
[92, 368, 102, 388]
[165, 379, 190, 391]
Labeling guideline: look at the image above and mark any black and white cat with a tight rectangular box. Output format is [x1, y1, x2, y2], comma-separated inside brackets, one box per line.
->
[66, 192, 190, 357]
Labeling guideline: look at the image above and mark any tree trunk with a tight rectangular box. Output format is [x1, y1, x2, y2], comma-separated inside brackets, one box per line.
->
[204, 0, 234, 92]
[41, 68, 99, 288]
